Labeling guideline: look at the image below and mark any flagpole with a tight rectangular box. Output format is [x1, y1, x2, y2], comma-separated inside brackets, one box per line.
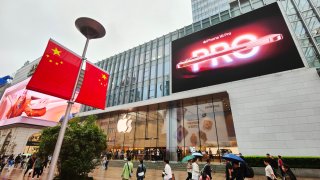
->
[47, 18, 105, 180]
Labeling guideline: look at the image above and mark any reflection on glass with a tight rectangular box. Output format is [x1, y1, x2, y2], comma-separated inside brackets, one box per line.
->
[177, 94, 238, 162]
[97, 104, 168, 161]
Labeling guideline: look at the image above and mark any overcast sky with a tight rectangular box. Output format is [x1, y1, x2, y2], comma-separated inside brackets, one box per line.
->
[0, 0, 192, 77]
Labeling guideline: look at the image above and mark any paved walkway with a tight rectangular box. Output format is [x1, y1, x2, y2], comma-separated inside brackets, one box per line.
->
[0, 166, 318, 180]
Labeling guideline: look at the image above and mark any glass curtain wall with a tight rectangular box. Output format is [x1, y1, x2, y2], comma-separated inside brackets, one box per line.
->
[97, 104, 168, 161]
[97, 93, 238, 161]
[176, 94, 238, 162]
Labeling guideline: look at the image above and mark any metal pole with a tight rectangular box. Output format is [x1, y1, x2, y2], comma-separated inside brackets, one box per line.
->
[212, 97, 221, 163]
[47, 38, 90, 180]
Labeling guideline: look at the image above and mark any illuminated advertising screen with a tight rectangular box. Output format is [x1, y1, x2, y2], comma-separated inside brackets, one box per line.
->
[0, 78, 80, 123]
[172, 3, 304, 93]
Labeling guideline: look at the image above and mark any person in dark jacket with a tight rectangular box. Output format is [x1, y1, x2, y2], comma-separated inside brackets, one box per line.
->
[136, 159, 146, 180]
[203, 159, 212, 179]
[266, 153, 278, 176]
[225, 160, 233, 180]
[232, 162, 245, 180]
[24, 155, 35, 177]
[282, 164, 297, 180]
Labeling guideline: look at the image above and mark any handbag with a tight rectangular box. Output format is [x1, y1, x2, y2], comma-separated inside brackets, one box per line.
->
[162, 169, 165, 177]
[137, 164, 145, 177]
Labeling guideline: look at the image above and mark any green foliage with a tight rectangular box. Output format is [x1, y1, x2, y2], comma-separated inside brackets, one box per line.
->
[244, 156, 320, 169]
[39, 115, 106, 179]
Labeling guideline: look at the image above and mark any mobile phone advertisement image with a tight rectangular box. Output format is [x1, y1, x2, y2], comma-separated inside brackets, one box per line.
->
[0, 78, 80, 124]
[171, 3, 304, 93]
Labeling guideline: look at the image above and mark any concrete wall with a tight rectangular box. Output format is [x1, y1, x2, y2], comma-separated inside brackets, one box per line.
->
[0, 126, 42, 155]
[229, 68, 320, 156]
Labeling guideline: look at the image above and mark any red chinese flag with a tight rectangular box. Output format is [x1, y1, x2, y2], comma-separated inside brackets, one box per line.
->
[75, 62, 109, 109]
[26, 39, 82, 100]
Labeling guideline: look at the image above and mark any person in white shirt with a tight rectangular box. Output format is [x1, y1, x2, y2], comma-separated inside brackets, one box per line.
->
[192, 158, 200, 180]
[264, 159, 276, 180]
[163, 159, 172, 180]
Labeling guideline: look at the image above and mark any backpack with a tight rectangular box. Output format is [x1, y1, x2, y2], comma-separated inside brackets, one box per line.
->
[244, 163, 254, 178]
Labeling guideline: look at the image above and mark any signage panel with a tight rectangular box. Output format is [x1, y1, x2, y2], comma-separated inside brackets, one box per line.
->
[172, 3, 304, 93]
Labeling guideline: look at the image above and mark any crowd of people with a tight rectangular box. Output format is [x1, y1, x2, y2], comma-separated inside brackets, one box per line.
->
[111, 151, 298, 180]
[222, 153, 296, 180]
[182, 152, 297, 180]
[104, 148, 168, 161]
[0, 153, 51, 179]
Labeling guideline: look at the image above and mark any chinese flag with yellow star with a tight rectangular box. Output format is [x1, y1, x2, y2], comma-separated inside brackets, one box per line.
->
[75, 61, 109, 109]
[26, 39, 82, 100]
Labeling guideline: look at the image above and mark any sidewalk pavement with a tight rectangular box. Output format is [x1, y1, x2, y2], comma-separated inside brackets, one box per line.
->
[0, 166, 318, 180]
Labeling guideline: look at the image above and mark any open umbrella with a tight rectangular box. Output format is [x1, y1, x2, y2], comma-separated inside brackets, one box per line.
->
[192, 152, 203, 157]
[181, 155, 195, 162]
[222, 153, 245, 163]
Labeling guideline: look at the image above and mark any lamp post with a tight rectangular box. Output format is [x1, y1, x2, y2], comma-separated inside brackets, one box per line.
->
[47, 17, 105, 180]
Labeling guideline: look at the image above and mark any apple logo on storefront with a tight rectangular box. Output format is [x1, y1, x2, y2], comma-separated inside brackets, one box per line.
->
[117, 115, 132, 133]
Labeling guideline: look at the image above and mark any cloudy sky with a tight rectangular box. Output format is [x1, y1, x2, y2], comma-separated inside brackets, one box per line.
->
[0, 0, 192, 77]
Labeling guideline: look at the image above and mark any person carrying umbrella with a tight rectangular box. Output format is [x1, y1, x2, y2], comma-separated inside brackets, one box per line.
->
[222, 154, 246, 180]
[225, 159, 233, 180]
[182, 155, 195, 180]
[186, 159, 192, 180]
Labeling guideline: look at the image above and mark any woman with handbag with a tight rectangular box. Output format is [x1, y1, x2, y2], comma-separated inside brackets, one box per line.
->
[121, 156, 133, 180]
[136, 159, 146, 180]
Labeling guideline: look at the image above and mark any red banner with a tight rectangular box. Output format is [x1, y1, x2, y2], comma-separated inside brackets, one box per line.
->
[27, 39, 82, 100]
[75, 62, 109, 109]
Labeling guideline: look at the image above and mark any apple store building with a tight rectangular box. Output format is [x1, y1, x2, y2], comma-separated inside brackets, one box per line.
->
[78, 2, 320, 161]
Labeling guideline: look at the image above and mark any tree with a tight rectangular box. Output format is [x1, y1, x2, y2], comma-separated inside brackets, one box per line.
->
[39, 115, 106, 179]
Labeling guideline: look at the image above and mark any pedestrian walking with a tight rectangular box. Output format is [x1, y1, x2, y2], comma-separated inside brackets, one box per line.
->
[192, 158, 200, 180]
[278, 155, 285, 178]
[266, 153, 278, 176]
[24, 155, 35, 177]
[186, 160, 192, 180]
[162, 159, 173, 180]
[202, 159, 212, 179]
[264, 159, 276, 180]
[136, 159, 146, 180]
[0, 155, 6, 173]
[105, 157, 109, 170]
[102, 156, 107, 169]
[7, 158, 15, 172]
[225, 159, 233, 180]
[121, 156, 133, 180]
[32, 156, 42, 179]
[282, 164, 296, 180]
[14, 154, 21, 168]
[231, 162, 245, 180]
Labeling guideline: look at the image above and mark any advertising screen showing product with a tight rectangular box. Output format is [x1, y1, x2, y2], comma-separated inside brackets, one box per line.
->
[0, 78, 80, 123]
[172, 3, 304, 93]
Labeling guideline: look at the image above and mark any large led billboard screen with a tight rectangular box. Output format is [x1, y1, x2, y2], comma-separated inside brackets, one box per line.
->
[172, 3, 305, 93]
[0, 78, 80, 124]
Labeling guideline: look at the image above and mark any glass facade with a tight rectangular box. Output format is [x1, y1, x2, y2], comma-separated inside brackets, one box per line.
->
[191, 0, 230, 22]
[96, 93, 237, 161]
[81, 0, 320, 112]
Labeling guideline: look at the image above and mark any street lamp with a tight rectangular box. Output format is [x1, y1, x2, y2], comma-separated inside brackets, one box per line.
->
[47, 17, 105, 180]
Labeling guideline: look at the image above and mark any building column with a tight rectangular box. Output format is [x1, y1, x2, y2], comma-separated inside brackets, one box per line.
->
[166, 103, 178, 161]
